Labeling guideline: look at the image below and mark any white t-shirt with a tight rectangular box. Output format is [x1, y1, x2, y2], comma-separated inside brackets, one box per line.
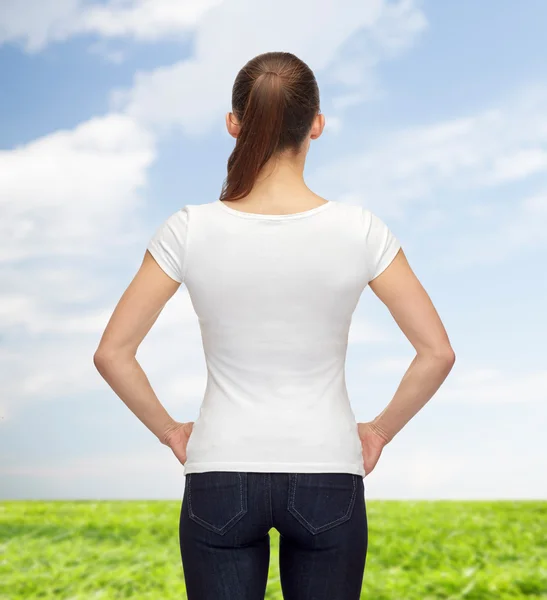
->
[147, 199, 401, 477]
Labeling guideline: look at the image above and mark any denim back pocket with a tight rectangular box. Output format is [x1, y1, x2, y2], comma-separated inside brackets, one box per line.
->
[187, 471, 248, 535]
[287, 473, 358, 535]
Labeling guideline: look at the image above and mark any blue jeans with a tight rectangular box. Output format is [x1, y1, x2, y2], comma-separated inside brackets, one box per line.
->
[179, 471, 367, 599]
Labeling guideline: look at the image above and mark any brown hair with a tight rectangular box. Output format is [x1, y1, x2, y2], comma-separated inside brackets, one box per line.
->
[219, 52, 320, 203]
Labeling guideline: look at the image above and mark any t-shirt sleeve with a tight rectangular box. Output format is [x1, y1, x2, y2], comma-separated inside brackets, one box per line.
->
[146, 207, 189, 283]
[362, 207, 401, 283]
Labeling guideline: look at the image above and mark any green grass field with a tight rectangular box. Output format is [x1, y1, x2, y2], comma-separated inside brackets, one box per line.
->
[1, 501, 545, 599]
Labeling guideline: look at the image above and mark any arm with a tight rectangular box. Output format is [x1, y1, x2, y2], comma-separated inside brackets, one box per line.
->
[93, 250, 185, 446]
[366, 247, 456, 444]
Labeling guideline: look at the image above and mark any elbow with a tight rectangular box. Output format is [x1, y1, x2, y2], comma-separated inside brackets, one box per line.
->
[93, 346, 117, 373]
[433, 345, 456, 369]
[445, 346, 456, 366]
[420, 344, 456, 368]
[93, 348, 108, 373]
[93, 344, 135, 372]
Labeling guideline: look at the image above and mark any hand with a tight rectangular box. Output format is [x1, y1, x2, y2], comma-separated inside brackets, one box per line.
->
[358, 422, 388, 476]
[163, 421, 194, 465]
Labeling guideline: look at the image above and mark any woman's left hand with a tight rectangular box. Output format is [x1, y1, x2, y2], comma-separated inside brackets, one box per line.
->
[357, 421, 387, 476]
[163, 421, 194, 465]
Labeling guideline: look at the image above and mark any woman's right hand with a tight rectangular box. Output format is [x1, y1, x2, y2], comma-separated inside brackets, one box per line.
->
[357, 422, 388, 476]
[163, 421, 194, 465]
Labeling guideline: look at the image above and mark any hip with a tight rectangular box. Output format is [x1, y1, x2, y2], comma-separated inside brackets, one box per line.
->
[179, 471, 368, 598]
[181, 470, 367, 537]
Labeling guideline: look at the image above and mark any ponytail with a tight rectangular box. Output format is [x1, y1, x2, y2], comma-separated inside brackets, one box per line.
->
[220, 52, 320, 203]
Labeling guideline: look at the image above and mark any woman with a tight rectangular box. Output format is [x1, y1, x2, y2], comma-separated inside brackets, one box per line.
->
[94, 51, 455, 600]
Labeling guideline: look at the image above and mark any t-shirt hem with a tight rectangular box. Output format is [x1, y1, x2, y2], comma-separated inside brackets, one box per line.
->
[183, 461, 366, 477]
[146, 244, 183, 283]
[370, 241, 401, 282]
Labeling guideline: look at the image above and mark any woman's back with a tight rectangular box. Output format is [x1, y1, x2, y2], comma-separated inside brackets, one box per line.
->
[147, 197, 401, 476]
[94, 51, 455, 599]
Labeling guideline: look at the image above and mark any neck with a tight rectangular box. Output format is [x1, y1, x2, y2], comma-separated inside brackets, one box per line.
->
[235, 150, 310, 207]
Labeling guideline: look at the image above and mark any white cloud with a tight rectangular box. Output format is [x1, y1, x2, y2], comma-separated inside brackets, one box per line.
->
[0, 446, 186, 500]
[0, 0, 78, 52]
[323, 115, 343, 135]
[368, 445, 547, 499]
[0, 113, 154, 262]
[308, 85, 547, 271]
[487, 148, 547, 184]
[0, 112, 172, 418]
[0, 0, 221, 52]
[362, 363, 547, 498]
[443, 188, 547, 268]
[361, 356, 412, 375]
[313, 86, 547, 217]
[326, 0, 427, 107]
[438, 367, 547, 404]
[88, 40, 128, 64]
[76, 0, 222, 41]
[0, 113, 157, 419]
[1, 277, 203, 415]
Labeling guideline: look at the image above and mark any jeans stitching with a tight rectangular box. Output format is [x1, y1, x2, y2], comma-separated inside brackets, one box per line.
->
[288, 473, 296, 513]
[188, 472, 247, 534]
[266, 473, 274, 528]
[288, 474, 357, 534]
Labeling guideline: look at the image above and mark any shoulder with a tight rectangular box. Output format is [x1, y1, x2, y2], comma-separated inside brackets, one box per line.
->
[181, 201, 220, 221]
[167, 206, 190, 228]
[329, 200, 364, 218]
[328, 200, 369, 231]
[159, 202, 213, 228]
[359, 206, 397, 238]
[333, 202, 400, 254]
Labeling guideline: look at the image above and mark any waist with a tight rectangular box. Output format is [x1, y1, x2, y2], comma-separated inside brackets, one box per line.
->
[183, 460, 366, 477]
[184, 397, 363, 473]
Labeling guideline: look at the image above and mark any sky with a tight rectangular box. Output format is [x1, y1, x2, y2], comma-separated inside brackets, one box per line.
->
[1, 0, 546, 501]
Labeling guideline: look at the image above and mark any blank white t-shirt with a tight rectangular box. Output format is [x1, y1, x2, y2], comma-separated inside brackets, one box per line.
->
[147, 199, 401, 477]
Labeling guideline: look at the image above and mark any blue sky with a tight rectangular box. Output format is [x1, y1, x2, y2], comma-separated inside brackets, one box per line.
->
[1, 0, 546, 500]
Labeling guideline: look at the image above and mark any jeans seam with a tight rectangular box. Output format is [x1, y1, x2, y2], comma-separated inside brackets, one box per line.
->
[266, 473, 274, 528]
